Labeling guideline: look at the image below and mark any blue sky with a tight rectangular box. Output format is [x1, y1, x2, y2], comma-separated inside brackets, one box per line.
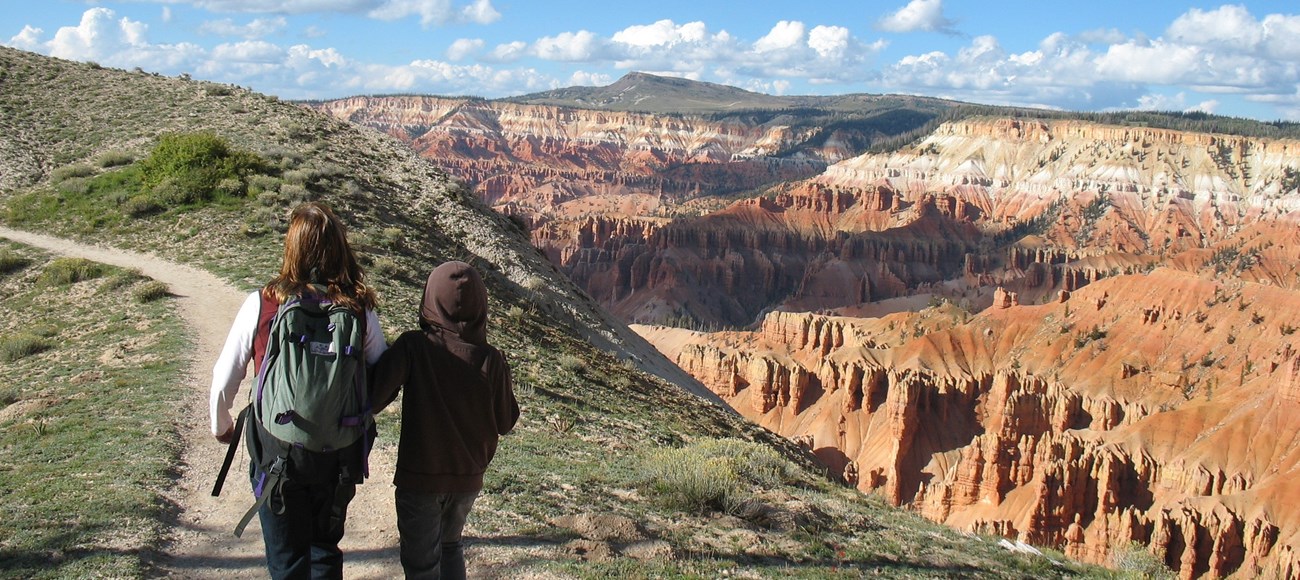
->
[5, 1, 1299, 121]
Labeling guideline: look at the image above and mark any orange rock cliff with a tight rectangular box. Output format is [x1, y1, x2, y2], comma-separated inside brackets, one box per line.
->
[316, 97, 1300, 577]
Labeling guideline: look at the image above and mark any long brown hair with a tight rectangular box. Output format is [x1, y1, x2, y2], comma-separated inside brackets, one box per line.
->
[263, 202, 377, 312]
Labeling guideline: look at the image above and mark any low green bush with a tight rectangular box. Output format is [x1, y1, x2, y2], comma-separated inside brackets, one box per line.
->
[96, 150, 135, 168]
[1111, 541, 1175, 579]
[136, 132, 265, 208]
[0, 333, 54, 363]
[638, 438, 798, 514]
[50, 163, 95, 183]
[98, 269, 146, 293]
[557, 353, 586, 375]
[39, 257, 106, 286]
[0, 250, 32, 274]
[640, 445, 742, 514]
[132, 280, 170, 303]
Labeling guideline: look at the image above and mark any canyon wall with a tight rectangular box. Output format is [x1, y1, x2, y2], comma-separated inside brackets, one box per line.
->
[627, 117, 1300, 577]
[639, 261, 1300, 577]
[317, 101, 1300, 330]
[310, 95, 836, 212]
[321, 90, 1300, 577]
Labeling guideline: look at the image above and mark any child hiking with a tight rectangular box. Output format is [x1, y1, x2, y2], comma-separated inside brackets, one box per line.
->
[370, 261, 520, 580]
[209, 202, 386, 579]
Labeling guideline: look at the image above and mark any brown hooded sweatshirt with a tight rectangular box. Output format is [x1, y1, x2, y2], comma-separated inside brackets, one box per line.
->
[370, 261, 519, 493]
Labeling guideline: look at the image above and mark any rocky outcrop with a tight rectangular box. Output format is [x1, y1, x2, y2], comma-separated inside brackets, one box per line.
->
[320, 99, 1300, 329]
[639, 264, 1300, 577]
[310, 95, 836, 210]
[543, 187, 984, 326]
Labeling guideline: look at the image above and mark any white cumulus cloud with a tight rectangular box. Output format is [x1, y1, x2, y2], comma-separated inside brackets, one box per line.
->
[612, 20, 707, 48]
[8, 26, 44, 52]
[1167, 5, 1262, 51]
[1262, 14, 1300, 60]
[459, 0, 501, 24]
[877, 0, 956, 35]
[566, 70, 612, 87]
[200, 17, 289, 39]
[754, 21, 804, 52]
[367, 0, 500, 26]
[808, 26, 850, 60]
[879, 4, 1300, 118]
[532, 30, 602, 62]
[211, 40, 286, 63]
[446, 38, 483, 61]
[487, 41, 526, 62]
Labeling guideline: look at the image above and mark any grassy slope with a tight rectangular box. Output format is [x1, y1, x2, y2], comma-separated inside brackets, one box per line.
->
[0, 47, 1114, 578]
[0, 244, 187, 578]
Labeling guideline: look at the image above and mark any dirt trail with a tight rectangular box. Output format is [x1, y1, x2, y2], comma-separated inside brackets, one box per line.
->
[0, 227, 403, 579]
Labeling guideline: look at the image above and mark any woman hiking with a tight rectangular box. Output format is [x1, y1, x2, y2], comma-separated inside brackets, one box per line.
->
[209, 201, 387, 579]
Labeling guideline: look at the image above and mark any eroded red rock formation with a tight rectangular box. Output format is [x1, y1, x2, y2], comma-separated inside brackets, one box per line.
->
[639, 262, 1300, 577]
[320, 94, 1300, 577]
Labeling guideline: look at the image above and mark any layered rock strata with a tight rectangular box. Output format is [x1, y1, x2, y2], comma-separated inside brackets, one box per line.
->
[639, 263, 1300, 577]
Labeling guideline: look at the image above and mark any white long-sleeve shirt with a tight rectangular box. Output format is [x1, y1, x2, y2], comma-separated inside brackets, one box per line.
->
[209, 291, 387, 437]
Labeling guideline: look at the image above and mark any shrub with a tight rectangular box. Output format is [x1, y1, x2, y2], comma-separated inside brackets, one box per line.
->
[39, 257, 105, 286]
[248, 174, 282, 199]
[1111, 542, 1174, 579]
[99, 269, 146, 293]
[639, 438, 798, 514]
[282, 168, 318, 185]
[557, 353, 586, 375]
[203, 82, 234, 96]
[692, 438, 796, 489]
[0, 250, 32, 275]
[50, 163, 95, 183]
[56, 176, 92, 196]
[640, 446, 742, 514]
[123, 194, 165, 217]
[132, 280, 171, 303]
[137, 132, 264, 206]
[96, 150, 135, 168]
[377, 227, 404, 249]
[0, 384, 18, 406]
[245, 205, 284, 236]
[370, 257, 400, 278]
[278, 183, 312, 204]
[504, 304, 532, 323]
[1, 333, 54, 363]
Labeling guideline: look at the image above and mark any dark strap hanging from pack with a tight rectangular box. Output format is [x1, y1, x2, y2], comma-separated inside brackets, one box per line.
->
[210, 404, 250, 497]
[234, 455, 288, 538]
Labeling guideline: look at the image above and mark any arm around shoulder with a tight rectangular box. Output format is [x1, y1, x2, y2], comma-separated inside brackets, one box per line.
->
[490, 348, 520, 435]
[369, 331, 410, 414]
[362, 308, 386, 366]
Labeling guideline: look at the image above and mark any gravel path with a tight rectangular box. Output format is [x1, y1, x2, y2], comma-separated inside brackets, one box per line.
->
[0, 227, 404, 579]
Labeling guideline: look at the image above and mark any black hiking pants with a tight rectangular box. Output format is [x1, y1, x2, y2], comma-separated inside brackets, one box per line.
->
[253, 474, 357, 580]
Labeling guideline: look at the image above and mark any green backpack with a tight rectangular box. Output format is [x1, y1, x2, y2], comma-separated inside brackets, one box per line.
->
[211, 285, 372, 537]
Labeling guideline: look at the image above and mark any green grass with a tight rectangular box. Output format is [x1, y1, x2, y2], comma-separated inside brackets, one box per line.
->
[0, 241, 187, 579]
[38, 257, 106, 286]
[6, 132, 272, 228]
[0, 333, 54, 363]
[0, 249, 32, 275]
[131, 280, 171, 303]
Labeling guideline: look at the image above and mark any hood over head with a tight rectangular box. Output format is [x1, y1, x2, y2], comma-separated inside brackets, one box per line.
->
[420, 261, 488, 346]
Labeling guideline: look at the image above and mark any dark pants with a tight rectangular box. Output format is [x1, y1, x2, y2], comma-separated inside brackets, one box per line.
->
[395, 488, 478, 580]
[254, 475, 357, 580]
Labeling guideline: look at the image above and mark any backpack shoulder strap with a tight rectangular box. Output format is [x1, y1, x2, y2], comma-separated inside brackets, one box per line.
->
[252, 291, 279, 377]
[209, 403, 250, 497]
